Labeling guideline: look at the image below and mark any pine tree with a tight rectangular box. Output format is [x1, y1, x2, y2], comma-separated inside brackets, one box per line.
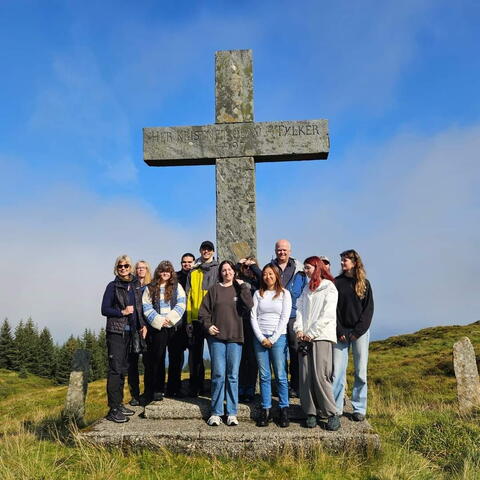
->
[54, 335, 80, 385]
[96, 328, 108, 379]
[37, 327, 56, 379]
[0, 318, 17, 370]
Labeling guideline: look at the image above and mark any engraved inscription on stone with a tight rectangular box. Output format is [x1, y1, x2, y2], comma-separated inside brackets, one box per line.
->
[144, 119, 329, 166]
[453, 337, 480, 414]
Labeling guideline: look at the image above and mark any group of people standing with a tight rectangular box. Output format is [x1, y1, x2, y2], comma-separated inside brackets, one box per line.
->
[101, 239, 374, 431]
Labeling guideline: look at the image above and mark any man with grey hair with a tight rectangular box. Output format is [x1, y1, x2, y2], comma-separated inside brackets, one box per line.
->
[272, 239, 304, 397]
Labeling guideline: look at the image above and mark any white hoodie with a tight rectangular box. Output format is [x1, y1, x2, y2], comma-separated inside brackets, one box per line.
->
[293, 279, 338, 343]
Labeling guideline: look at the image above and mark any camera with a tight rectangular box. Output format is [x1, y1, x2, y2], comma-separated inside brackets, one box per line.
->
[298, 341, 312, 356]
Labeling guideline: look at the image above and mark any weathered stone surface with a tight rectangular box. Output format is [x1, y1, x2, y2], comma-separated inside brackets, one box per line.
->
[144, 393, 304, 420]
[142, 48, 330, 265]
[215, 49, 253, 123]
[453, 337, 480, 413]
[80, 416, 379, 457]
[143, 120, 329, 166]
[63, 349, 90, 424]
[216, 157, 256, 262]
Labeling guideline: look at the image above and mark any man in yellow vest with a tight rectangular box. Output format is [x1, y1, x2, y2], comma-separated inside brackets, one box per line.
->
[185, 240, 219, 397]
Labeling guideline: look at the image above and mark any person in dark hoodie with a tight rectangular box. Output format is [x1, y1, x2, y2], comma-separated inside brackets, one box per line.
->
[332, 249, 374, 422]
[101, 255, 144, 423]
[185, 241, 219, 397]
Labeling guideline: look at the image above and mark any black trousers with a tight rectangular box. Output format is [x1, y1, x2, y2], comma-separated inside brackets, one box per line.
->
[127, 351, 148, 399]
[287, 317, 299, 392]
[166, 324, 188, 395]
[145, 327, 172, 395]
[187, 321, 205, 394]
[106, 331, 130, 409]
[239, 317, 258, 394]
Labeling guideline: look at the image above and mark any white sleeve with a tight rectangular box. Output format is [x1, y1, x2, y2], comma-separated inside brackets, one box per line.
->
[305, 284, 338, 339]
[250, 291, 266, 343]
[270, 289, 292, 345]
[293, 288, 304, 333]
[142, 288, 164, 331]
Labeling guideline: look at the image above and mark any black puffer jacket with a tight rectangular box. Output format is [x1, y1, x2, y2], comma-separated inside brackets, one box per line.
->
[101, 275, 144, 334]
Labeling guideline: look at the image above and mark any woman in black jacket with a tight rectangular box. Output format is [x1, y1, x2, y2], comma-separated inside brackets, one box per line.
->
[101, 254, 144, 423]
[332, 249, 374, 422]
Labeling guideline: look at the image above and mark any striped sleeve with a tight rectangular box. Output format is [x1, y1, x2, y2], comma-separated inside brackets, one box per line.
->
[165, 284, 186, 326]
[142, 288, 164, 330]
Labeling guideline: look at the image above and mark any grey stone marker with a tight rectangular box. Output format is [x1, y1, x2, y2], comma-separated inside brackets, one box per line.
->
[143, 49, 329, 261]
[63, 349, 91, 424]
[453, 337, 480, 413]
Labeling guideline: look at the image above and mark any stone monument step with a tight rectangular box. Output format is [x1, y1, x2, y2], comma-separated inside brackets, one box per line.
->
[79, 414, 380, 457]
[144, 395, 305, 420]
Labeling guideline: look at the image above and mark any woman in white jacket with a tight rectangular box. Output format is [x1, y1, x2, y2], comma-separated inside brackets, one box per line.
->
[293, 256, 340, 431]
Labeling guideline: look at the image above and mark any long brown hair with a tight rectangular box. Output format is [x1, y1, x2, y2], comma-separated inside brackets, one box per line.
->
[259, 264, 284, 299]
[148, 260, 177, 305]
[304, 256, 335, 291]
[340, 249, 368, 299]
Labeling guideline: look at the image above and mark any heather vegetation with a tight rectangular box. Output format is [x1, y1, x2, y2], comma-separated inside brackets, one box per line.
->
[0, 321, 479, 479]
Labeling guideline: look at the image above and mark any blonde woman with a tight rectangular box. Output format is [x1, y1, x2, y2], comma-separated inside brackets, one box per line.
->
[127, 260, 152, 406]
[332, 249, 374, 422]
[101, 255, 145, 423]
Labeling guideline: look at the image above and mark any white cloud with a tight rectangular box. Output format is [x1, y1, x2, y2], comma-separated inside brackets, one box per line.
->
[0, 185, 210, 342]
[257, 123, 480, 339]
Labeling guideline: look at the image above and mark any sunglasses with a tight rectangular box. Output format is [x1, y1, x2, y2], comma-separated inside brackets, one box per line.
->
[117, 264, 130, 269]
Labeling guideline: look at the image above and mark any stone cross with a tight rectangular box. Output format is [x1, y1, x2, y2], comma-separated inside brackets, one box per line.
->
[453, 337, 480, 414]
[63, 349, 91, 425]
[143, 49, 329, 261]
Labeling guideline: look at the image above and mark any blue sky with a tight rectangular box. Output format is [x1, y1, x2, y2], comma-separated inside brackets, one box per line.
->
[1, 0, 479, 342]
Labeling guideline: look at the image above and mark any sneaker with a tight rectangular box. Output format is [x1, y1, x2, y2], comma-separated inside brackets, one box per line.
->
[305, 414, 317, 428]
[351, 412, 365, 422]
[207, 415, 222, 426]
[326, 414, 341, 431]
[106, 408, 129, 423]
[226, 415, 239, 426]
[119, 405, 135, 416]
[129, 397, 140, 407]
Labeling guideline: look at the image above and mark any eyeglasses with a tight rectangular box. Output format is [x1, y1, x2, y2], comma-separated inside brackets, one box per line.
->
[117, 264, 130, 269]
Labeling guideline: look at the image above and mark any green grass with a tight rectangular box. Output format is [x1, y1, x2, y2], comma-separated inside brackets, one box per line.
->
[0, 321, 479, 479]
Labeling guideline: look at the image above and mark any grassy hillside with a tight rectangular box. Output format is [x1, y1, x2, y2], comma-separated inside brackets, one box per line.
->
[0, 321, 479, 479]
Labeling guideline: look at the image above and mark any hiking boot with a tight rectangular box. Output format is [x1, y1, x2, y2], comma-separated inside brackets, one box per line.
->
[256, 408, 271, 427]
[288, 387, 299, 398]
[226, 415, 239, 426]
[279, 407, 290, 428]
[352, 412, 365, 422]
[119, 405, 135, 416]
[106, 408, 129, 423]
[207, 415, 222, 426]
[129, 397, 140, 407]
[305, 414, 317, 428]
[326, 414, 341, 431]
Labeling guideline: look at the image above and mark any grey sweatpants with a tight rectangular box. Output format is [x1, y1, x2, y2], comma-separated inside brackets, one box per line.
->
[298, 340, 337, 417]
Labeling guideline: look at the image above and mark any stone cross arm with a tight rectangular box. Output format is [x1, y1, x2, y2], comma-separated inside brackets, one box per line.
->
[143, 119, 329, 167]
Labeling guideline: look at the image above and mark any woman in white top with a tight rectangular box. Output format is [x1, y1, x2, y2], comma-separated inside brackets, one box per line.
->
[293, 256, 341, 431]
[250, 264, 292, 427]
[142, 261, 186, 402]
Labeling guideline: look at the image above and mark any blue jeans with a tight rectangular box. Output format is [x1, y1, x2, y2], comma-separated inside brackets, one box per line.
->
[207, 337, 242, 416]
[332, 329, 370, 415]
[253, 334, 289, 409]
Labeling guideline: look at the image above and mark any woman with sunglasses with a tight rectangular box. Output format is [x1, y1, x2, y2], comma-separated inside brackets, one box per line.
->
[332, 249, 374, 422]
[101, 255, 144, 423]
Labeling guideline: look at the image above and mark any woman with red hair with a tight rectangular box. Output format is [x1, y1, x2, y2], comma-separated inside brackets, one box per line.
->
[293, 256, 340, 431]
